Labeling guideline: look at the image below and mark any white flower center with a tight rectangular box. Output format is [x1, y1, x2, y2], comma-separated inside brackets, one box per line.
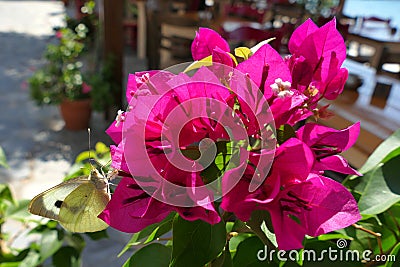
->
[115, 109, 125, 127]
[270, 78, 293, 98]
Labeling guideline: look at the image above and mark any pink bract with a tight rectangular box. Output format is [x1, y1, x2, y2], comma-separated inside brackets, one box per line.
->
[102, 18, 362, 249]
[191, 27, 230, 61]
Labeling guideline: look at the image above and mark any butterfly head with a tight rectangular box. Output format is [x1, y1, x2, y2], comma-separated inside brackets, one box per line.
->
[89, 168, 108, 190]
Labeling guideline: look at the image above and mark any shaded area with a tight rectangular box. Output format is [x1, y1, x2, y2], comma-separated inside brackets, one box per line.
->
[0, 31, 110, 187]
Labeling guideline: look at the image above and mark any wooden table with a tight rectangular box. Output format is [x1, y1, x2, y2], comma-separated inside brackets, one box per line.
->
[347, 23, 400, 69]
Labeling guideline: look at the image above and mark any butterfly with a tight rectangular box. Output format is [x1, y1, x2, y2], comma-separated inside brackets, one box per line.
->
[28, 168, 112, 233]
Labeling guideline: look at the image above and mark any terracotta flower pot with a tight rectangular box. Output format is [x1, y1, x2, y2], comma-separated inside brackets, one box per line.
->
[60, 98, 92, 130]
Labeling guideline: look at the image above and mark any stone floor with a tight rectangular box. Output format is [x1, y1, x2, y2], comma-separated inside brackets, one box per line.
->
[0, 1, 144, 265]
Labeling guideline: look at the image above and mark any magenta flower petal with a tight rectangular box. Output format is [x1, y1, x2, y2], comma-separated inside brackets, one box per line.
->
[324, 67, 348, 100]
[272, 138, 314, 184]
[110, 144, 129, 173]
[295, 18, 346, 69]
[269, 93, 308, 127]
[236, 44, 291, 99]
[267, 174, 361, 250]
[191, 28, 230, 61]
[316, 155, 361, 175]
[288, 18, 319, 54]
[288, 18, 348, 102]
[221, 138, 313, 221]
[221, 160, 279, 222]
[125, 73, 138, 103]
[105, 122, 122, 144]
[296, 122, 360, 175]
[99, 177, 173, 233]
[304, 175, 361, 236]
[297, 122, 360, 152]
[212, 47, 234, 67]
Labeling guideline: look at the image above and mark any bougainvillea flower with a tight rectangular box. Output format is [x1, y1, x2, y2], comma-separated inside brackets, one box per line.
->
[191, 27, 230, 61]
[234, 43, 309, 127]
[99, 177, 173, 233]
[287, 18, 347, 102]
[102, 18, 362, 250]
[266, 173, 361, 250]
[125, 70, 175, 103]
[212, 46, 235, 68]
[236, 43, 292, 100]
[221, 138, 314, 221]
[296, 122, 361, 175]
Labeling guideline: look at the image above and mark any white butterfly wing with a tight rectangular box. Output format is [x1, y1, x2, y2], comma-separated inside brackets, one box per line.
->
[28, 177, 90, 221]
[59, 182, 110, 232]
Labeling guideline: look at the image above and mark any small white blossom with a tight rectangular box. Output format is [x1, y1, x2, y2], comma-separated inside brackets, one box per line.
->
[115, 109, 125, 127]
[136, 73, 150, 84]
[270, 78, 293, 98]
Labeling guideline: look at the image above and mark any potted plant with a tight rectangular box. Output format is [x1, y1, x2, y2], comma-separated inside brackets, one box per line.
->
[28, 1, 112, 130]
[29, 26, 92, 130]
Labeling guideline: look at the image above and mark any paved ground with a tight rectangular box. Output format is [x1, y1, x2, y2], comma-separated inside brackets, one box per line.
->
[0, 1, 142, 265]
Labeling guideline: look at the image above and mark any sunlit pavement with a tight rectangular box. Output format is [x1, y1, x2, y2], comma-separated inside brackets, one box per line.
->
[0, 1, 133, 265]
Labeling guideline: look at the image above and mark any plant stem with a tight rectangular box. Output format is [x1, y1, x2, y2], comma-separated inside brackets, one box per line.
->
[246, 219, 276, 250]
[352, 223, 383, 254]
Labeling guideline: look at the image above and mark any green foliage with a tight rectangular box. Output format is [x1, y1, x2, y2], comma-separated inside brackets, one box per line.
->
[0, 184, 86, 267]
[28, 0, 114, 112]
[87, 56, 118, 112]
[0, 141, 110, 266]
[123, 243, 171, 267]
[65, 142, 111, 180]
[171, 217, 226, 267]
[29, 26, 89, 105]
[0, 146, 8, 169]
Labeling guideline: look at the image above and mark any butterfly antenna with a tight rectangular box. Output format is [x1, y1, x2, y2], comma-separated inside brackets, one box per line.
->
[88, 128, 95, 170]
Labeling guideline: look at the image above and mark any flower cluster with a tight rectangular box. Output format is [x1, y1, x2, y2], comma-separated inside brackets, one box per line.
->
[99, 18, 361, 250]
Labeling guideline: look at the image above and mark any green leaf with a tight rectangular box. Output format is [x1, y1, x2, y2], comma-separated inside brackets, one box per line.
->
[277, 124, 296, 145]
[144, 215, 173, 244]
[0, 184, 14, 204]
[118, 213, 176, 257]
[123, 243, 171, 267]
[85, 229, 108, 240]
[356, 128, 400, 176]
[18, 251, 41, 267]
[4, 199, 31, 221]
[229, 233, 254, 254]
[212, 249, 233, 267]
[52, 246, 81, 267]
[0, 248, 29, 265]
[66, 233, 86, 253]
[316, 233, 352, 241]
[0, 146, 9, 168]
[39, 229, 64, 262]
[0, 263, 22, 267]
[232, 236, 270, 267]
[171, 217, 226, 267]
[358, 166, 400, 215]
[95, 142, 109, 154]
[75, 150, 95, 163]
[384, 242, 400, 267]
